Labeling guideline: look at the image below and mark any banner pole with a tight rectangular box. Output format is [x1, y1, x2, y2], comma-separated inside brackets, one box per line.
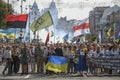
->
[20, 0, 23, 43]
[54, 25, 55, 44]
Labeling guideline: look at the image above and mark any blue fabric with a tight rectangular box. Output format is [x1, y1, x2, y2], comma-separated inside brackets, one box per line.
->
[6, 28, 16, 34]
[63, 34, 68, 43]
[78, 49, 80, 54]
[75, 49, 87, 71]
[0, 28, 16, 34]
[75, 56, 87, 71]
[0, 29, 6, 33]
[49, 56, 68, 65]
[99, 53, 104, 57]
[105, 53, 115, 56]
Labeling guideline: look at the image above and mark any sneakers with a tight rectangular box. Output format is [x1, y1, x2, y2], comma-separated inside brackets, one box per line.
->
[83, 73, 87, 77]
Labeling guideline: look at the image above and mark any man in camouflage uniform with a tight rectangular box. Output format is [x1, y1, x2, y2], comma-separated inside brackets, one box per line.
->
[35, 43, 44, 73]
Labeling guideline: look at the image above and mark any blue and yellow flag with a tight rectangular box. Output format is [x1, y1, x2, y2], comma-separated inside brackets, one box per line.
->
[0, 28, 16, 39]
[30, 11, 53, 33]
[45, 56, 68, 73]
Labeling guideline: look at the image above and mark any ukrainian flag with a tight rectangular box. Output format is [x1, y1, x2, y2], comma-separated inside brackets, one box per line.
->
[45, 56, 68, 73]
[0, 28, 16, 40]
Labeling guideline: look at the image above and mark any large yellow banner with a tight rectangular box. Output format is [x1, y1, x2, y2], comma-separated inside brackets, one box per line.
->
[30, 11, 53, 33]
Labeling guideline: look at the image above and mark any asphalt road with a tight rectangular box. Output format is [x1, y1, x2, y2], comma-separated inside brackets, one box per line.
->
[0, 65, 119, 80]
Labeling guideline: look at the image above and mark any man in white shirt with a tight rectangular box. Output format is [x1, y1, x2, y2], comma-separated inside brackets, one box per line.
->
[2, 46, 12, 75]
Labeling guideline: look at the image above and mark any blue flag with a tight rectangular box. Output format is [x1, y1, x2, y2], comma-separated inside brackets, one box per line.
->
[63, 34, 68, 43]
[118, 32, 120, 39]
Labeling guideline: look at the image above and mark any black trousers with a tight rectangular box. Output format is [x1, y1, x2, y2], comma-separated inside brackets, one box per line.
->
[12, 56, 20, 73]
[3, 58, 12, 75]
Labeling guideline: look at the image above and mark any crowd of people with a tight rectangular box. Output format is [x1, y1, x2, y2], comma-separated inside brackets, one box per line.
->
[0, 42, 119, 76]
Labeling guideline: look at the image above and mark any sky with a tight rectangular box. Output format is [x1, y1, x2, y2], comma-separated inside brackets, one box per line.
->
[4, 0, 115, 20]
[3, 0, 119, 43]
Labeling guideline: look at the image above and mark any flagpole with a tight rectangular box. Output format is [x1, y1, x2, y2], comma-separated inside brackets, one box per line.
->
[20, 0, 23, 43]
[7, 0, 9, 13]
[6, 0, 9, 43]
[28, 4, 31, 43]
[114, 23, 116, 42]
[54, 25, 55, 44]
[37, 31, 39, 39]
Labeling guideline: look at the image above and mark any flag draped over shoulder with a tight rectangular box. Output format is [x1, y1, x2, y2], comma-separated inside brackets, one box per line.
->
[73, 18, 90, 37]
[6, 14, 28, 28]
[45, 56, 68, 73]
[30, 11, 53, 33]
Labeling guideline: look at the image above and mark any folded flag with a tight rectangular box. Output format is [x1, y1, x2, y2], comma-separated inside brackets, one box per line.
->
[6, 14, 28, 28]
[45, 56, 68, 73]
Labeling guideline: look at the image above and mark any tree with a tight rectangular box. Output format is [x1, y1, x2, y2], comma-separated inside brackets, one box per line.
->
[0, 0, 14, 29]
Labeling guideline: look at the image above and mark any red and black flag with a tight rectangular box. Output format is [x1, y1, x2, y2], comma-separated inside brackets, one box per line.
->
[6, 14, 28, 28]
[45, 32, 50, 46]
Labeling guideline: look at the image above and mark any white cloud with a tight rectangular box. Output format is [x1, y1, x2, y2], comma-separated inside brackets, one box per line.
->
[5, 0, 113, 20]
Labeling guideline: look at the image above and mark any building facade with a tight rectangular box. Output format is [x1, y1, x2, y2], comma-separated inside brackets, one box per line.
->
[89, 7, 109, 42]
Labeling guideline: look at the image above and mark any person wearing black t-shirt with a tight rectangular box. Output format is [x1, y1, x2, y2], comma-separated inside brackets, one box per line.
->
[54, 44, 63, 56]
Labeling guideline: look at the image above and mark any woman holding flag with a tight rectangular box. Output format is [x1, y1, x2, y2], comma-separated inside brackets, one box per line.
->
[45, 45, 56, 75]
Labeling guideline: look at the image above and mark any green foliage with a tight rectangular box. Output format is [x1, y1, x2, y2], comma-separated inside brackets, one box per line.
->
[0, 0, 14, 29]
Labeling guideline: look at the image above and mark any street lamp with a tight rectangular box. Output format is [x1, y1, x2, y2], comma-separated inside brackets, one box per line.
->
[7, 0, 9, 13]
[28, 5, 32, 43]
[18, 0, 26, 42]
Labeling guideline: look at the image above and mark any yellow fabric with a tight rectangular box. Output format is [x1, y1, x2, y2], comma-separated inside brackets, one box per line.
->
[30, 11, 53, 32]
[6, 34, 16, 40]
[0, 33, 6, 39]
[83, 47, 88, 54]
[45, 62, 68, 73]
[65, 50, 74, 57]
[83, 48, 88, 52]
[0, 33, 16, 40]
[0, 34, 4, 39]
[82, 35, 85, 42]
[107, 28, 111, 37]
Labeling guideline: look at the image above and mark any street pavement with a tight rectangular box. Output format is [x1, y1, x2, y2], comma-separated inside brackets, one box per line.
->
[0, 65, 119, 80]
